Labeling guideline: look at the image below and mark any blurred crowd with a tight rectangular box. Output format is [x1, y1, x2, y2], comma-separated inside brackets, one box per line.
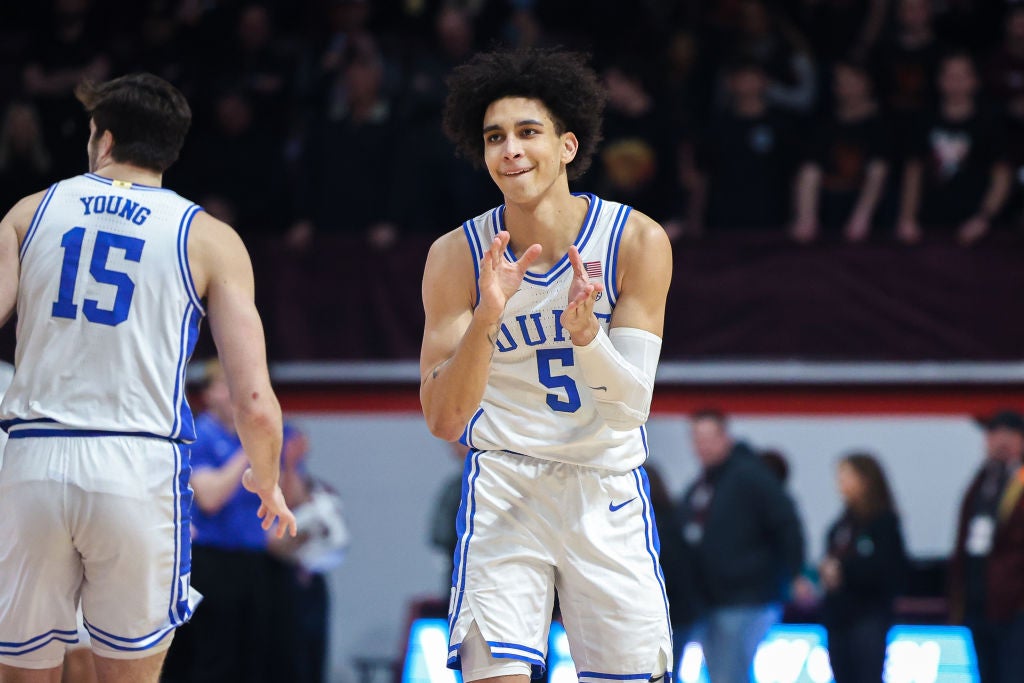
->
[2, 0, 1024, 249]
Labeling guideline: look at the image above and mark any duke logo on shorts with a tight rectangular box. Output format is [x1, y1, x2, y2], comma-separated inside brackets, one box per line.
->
[0, 174, 204, 668]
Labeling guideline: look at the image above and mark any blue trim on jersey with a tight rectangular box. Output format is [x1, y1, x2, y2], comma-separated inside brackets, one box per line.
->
[459, 408, 484, 450]
[487, 641, 545, 658]
[640, 425, 649, 461]
[83, 624, 173, 652]
[496, 193, 602, 287]
[171, 303, 201, 442]
[0, 635, 78, 656]
[0, 628, 78, 650]
[633, 467, 673, 650]
[83, 618, 173, 645]
[579, 673, 656, 680]
[0, 417, 55, 432]
[19, 182, 59, 259]
[449, 450, 482, 628]
[447, 643, 546, 678]
[604, 204, 631, 307]
[177, 205, 205, 314]
[485, 650, 545, 667]
[168, 441, 194, 625]
[462, 219, 484, 307]
[7, 429, 177, 440]
[83, 173, 176, 193]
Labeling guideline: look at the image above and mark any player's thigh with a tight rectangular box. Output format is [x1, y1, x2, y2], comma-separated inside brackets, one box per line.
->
[555, 465, 673, 679]
[0, 440, 82, 669]
[449, 451, 559, 675]
[70, 438, 194, 659]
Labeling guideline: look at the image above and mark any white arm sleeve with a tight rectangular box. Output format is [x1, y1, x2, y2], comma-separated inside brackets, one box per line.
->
[573, 326, 662, 431]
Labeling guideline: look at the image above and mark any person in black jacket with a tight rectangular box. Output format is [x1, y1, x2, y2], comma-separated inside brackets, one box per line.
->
[820, 452, 908, 683]
[676, 409, 805, 683]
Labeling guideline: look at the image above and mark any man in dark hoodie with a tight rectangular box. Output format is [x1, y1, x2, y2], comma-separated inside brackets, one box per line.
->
[674, 409, 805, 682]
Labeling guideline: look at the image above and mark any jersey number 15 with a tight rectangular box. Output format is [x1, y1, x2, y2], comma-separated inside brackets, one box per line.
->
[51, 227, 145, 326]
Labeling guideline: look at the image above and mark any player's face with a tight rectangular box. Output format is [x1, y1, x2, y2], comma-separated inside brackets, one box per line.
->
[481, 97, 578, 204]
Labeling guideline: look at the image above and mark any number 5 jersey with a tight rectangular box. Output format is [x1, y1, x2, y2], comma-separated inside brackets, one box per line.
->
[459, 193, 649, 472]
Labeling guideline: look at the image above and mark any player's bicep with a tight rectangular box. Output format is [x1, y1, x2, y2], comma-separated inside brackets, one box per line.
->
[419, 234, 476, 382]
[0, 192, 44, 328]
[191, 216, 273, 398]
[0, 215, 19, 328]
[609, 213, 672, 336]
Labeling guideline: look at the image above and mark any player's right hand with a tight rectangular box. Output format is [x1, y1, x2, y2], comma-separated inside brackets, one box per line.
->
[476, 231, 541, 321]
[242, 468, 299, 538]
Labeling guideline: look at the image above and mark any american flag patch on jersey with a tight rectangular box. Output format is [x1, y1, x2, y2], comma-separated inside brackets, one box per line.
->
[584, 261, 602, 278]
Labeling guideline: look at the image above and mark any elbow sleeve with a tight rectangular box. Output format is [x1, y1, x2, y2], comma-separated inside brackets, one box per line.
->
[574, 327, 662, 431]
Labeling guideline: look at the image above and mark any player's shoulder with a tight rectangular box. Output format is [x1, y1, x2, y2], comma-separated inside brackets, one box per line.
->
[2, 188, 52, 233]
[620, 208, 671, 252]
[188, 209, 246, 252]
[426, 223, 476, 268]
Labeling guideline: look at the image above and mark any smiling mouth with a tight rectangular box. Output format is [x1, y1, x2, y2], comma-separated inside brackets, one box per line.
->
[502, 167, 533, 176]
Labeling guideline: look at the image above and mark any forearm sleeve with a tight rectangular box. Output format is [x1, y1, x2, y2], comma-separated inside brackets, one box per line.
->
[574, 327, 662, 431]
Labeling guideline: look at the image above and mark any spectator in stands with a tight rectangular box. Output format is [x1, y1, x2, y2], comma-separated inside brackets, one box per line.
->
[897, 51, 1011, 244]
[208, 3, 296, 136]
[727, 0, 818, 114]
[676, 409, 805, 683]
[791, 61, 890, 243]
[0, 100, 53, 211]
[21, 0, 111, 178]
[820, 453, 908, 683]
[948, 409, 1024, 683]
[759, 448, 791, 484]
[985, 6, 1024, 229]
[686, 58, 798, 236]
[288, 35, 400, 250]
[267, 425, 349, 683]
[871, 0, 945, 158]
[171, 88, 288, 234]
[593, 57, 684, 233]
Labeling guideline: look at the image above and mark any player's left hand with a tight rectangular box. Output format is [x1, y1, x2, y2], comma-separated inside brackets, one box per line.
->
[242, 468, 299, 538]
[560, 245, 603, 346]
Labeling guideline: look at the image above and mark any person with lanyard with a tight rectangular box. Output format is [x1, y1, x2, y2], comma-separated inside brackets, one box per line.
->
[948, 409, 1024, 683]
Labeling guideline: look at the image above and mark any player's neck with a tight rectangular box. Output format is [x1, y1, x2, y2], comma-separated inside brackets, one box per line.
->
[89, 161, 164, 188]
[502, 191, 588, 262]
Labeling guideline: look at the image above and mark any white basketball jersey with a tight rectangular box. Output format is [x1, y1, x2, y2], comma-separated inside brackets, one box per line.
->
[0, 174, 205, 442]
[460, 193, 648, 472]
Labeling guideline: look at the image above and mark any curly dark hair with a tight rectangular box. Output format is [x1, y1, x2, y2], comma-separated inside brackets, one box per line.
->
[443, 48, 606, 181]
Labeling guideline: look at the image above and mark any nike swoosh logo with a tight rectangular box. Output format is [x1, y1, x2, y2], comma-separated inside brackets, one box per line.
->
[589, 386, 608, 391]
[609, 497, 637, 512]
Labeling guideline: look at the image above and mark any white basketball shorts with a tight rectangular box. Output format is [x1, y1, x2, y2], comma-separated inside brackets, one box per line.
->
[448, 449, 673, 682]
[0, 435, 201, 669]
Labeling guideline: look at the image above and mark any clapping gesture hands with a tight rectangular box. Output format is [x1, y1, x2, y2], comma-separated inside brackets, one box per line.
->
[477, 231, 542, 322]
[560, 245, 603, 346]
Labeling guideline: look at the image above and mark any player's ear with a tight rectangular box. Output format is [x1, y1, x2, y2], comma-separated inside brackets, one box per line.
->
[561, 132, 578, 165]
[98, 130, 115, 159]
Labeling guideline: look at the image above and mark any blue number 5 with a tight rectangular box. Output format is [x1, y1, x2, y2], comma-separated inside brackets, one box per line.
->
[52, 228, 145, 326]
[536, 348, 581, 413]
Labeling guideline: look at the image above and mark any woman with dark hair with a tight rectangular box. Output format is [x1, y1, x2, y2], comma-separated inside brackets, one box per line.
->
[820, 453, 908, 683]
